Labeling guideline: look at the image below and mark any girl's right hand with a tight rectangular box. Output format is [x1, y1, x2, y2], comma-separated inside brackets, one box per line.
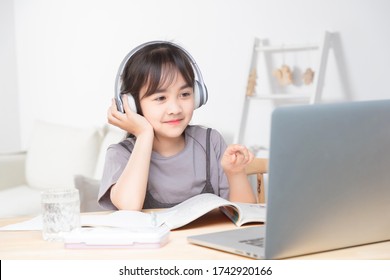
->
[107, 97, 153, 137]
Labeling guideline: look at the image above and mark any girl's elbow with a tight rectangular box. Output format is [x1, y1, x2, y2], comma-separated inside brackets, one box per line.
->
[111, 192, 143, 211]
[114, 199, 143, 211]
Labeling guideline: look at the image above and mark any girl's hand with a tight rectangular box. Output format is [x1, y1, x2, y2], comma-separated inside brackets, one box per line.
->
[107, 97, 153, 137]
[221, 144, 254, 175]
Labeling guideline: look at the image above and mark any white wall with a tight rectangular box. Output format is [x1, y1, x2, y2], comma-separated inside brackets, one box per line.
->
[0, 0, 20, 152]
[2, 0, 390, 152]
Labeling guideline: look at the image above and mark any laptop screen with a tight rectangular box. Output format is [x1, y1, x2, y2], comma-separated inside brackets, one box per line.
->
[264, 100, 390, 259]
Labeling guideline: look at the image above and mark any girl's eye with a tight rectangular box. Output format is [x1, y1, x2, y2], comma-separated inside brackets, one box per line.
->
[181, 92, 192, 98]
[154, 96, 166, 102]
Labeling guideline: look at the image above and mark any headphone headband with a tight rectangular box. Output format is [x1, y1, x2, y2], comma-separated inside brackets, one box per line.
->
[115, 41, 208, 113]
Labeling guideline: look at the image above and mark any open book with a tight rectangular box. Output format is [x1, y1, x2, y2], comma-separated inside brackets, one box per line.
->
[81, 193, 266, 230]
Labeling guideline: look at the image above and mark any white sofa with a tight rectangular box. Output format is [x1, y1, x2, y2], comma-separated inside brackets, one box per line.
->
[0, 120, 126, 218]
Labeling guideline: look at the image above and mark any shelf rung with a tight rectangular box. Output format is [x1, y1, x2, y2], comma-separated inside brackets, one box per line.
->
[255, 44, 319, 52]
[248, 94, 311, 100]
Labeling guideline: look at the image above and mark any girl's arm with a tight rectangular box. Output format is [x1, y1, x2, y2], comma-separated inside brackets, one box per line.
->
[106, 98, 154, 210]
[221, 144, 257, 203]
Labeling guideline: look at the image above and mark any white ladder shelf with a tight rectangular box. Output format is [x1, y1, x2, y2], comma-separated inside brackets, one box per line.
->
[234, 31, 333, 145]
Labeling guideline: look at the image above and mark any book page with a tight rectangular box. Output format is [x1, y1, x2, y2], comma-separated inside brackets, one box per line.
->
[229, 203, 266, 226]
[0, 215, 43, 231]
[156, 193, 235, 229]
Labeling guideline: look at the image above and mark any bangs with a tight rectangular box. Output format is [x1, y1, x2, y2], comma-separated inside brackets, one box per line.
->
[142, 63, 183, 98]
[140, 45, 194, 98]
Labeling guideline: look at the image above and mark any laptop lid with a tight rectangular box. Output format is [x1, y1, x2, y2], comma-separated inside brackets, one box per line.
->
[188, 99, 390, 259]
[264, 99, 390, 259]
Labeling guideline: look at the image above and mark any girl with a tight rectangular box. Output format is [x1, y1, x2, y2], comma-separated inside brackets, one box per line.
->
[98, 41, 256, 211]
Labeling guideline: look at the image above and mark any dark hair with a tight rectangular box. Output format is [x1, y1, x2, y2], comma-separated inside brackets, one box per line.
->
[121, 42, 195, 116]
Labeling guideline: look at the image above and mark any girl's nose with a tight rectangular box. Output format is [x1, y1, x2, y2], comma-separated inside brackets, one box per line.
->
[167, 99, 183, 114]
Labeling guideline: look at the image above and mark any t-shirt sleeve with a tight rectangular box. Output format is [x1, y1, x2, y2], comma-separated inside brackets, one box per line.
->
[97, 142, 132, 210]
[209, 129, 230, 199]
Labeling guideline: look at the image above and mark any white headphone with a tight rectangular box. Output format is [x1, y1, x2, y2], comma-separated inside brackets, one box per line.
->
[114, 41, 208, 113]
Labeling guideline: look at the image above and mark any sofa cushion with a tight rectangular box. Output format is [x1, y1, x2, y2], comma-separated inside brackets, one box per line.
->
[25, 120, 104, 190]
[93, 125, 126, 180]
[0, 152, 27, 190]
[74, 175, 105, 212]
[0, 185, 42, 218]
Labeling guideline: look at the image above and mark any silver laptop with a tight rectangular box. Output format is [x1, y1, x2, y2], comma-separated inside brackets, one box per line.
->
[188, 99, 390, 259]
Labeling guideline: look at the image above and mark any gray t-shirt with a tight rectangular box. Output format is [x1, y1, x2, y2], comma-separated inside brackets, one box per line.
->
[97, 125, 229, 210]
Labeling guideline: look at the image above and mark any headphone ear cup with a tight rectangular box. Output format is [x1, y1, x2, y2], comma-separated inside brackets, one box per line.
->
[194, 80, 205, 109]
[127, 94, 137, 112]
[194, 81, 201, 109]
[121, 94, 137, 113]
[193, 80, 208, 109]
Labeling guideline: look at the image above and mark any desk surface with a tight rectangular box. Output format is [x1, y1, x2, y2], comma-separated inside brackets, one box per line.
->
[1, 210, 390, 260]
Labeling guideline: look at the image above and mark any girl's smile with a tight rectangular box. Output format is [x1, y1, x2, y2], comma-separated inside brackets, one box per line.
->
[164, 119, 183, 125]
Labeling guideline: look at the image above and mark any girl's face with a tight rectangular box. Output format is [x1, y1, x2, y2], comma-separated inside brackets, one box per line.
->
[139, 70, 195, 140]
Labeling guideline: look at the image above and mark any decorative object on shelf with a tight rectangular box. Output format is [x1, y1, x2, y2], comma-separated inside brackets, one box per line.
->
[273, 65, 293, 86]
[302, 68, 315, 85]
[246, 68, 257, 96]
[234, 32, 333, 145]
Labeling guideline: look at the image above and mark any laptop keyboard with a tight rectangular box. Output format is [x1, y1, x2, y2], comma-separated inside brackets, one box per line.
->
[239, 237, 264, 248]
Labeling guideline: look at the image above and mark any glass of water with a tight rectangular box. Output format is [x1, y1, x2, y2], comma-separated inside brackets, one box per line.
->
[41, 188, 80, 241]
